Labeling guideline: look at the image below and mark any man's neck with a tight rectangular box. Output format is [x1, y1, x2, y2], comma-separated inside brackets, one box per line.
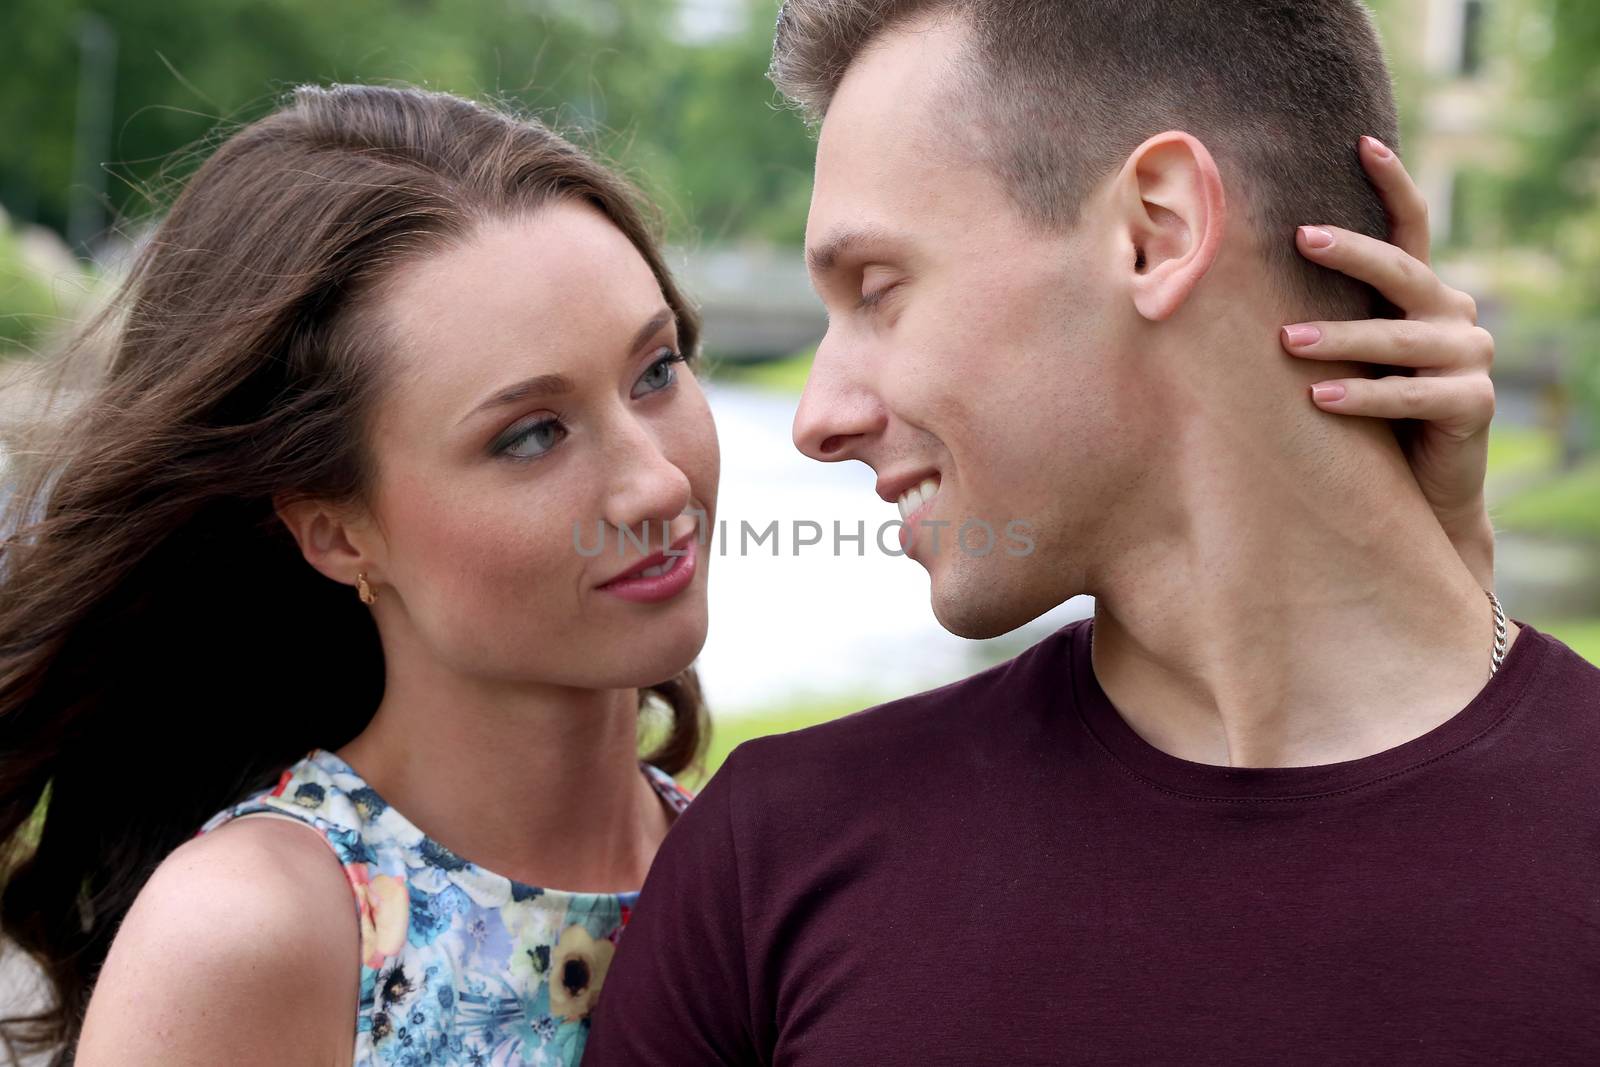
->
[1086, 334, 1514, 769]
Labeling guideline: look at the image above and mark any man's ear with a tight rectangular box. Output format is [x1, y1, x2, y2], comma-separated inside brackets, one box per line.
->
[272, 491, 379, 592]
[1113, 131, 1227, 322]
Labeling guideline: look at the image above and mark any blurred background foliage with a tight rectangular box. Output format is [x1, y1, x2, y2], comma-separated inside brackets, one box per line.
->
[0, 0, 1596, 772]
[0, 0, 816, 252]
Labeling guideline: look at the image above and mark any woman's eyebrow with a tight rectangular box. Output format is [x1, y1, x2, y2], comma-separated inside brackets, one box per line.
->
[629, 307, 675, 354]
[457, 373, 576, 426]
[456, 308, 675, 428]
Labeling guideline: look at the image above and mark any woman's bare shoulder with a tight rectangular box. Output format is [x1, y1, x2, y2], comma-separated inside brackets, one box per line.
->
[75, 814, 360, 1066]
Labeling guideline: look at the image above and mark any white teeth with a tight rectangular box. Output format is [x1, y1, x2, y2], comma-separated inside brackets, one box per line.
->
[636, 558, 675, 579]
[896, 476, 941, 521]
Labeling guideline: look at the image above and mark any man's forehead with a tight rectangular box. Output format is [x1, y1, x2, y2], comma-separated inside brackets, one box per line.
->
[806, 107, 994, 262]
[816, 17, 971, 156]
[805, 134, 934, 269]
[805, 16, 990, 218]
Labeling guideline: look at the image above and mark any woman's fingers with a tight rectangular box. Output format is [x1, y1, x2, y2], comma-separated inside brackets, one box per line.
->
[1281, 318, 1495, 371]
[1294, 224, 1474, 322]
[1307, 373, 1496, 438]
[1288, 137, 1499, 589]
[1358, 135, 1431, 265]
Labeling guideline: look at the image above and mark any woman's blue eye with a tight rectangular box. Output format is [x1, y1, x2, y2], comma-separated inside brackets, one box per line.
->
[632, 349, 686, 399]
[499, 418, 567, 461]
[495, 350, 683, 462]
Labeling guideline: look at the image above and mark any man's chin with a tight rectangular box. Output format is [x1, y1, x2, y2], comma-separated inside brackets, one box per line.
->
[928, 579, 1057, 641]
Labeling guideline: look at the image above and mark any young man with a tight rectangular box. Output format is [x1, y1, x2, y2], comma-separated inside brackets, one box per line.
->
[587, 2, 1600, 1062]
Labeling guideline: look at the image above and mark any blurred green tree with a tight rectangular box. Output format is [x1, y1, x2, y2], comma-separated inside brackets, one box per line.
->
[1499, 0, 1600, 243]
[1496, 0, 1600, 447]
[0, 0, 809, 248]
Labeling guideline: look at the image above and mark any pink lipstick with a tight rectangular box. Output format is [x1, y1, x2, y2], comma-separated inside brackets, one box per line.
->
[596, 532, 699, 604]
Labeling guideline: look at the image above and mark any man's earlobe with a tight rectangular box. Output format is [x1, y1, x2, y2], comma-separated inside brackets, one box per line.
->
[1119, 132, 1227, 322]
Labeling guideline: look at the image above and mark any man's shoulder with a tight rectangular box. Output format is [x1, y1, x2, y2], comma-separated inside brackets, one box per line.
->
[1520, 624, 1600, 708]
[719, 618, 1087, 800]
[1516, 620, 1600, 729]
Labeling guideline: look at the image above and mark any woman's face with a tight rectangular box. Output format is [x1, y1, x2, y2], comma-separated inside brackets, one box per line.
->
[359, 202, 719, 691]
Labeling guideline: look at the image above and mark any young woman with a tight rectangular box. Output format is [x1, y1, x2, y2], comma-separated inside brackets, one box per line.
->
[0, 84, 1496, 1066]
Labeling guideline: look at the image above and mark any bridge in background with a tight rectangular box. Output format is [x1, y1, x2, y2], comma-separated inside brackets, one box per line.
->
[671, 245, 824, 364]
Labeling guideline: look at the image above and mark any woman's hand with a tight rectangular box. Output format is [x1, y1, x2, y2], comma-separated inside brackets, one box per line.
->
[1281, 135, 1497, 589]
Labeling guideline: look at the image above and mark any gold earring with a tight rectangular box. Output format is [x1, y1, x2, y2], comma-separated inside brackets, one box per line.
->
[356, 572, 377, 605]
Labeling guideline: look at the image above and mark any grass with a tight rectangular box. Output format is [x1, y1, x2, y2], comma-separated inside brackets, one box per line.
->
[706, 349, 815, 394]
[1484, 415, 1600, 542]
[1482, 426, 1600, 666]
[1496, 457, 1600, 542]
[1486, 424, 1561, 486]
[1536, 619, 1600, 665]
[687, 692, 883, 788]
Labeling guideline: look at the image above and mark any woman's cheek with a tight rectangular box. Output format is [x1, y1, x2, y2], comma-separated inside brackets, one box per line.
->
[674, 384, 721, 518]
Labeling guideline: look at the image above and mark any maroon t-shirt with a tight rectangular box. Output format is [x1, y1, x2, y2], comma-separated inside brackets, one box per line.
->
[587, 620, 1600, 1065]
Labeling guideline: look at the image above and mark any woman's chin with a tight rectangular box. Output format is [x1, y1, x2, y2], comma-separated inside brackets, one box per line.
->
[606, 618, 710, 690]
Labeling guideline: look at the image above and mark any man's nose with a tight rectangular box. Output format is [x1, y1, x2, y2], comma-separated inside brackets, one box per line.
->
[791, 332, 887, 463]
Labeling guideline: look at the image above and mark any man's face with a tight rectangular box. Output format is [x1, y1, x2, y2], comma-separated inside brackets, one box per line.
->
[794, 16, 1148, 639]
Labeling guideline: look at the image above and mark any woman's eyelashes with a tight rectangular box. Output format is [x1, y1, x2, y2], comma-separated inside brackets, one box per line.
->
[494, 348, 688, 462]
[497, 415, 568, 461]
[630, 347, 688, 399]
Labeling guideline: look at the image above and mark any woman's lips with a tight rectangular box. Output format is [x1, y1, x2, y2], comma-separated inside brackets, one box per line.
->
[596, 532, 699, 603]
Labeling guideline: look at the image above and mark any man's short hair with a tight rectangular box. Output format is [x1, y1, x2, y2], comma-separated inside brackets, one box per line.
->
[771, 0, 1400, 320]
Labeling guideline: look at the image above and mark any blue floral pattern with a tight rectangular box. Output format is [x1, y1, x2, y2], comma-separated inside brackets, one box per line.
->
[196, 748, 692, 1066]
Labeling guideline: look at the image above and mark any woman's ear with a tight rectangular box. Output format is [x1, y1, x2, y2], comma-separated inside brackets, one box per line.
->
[1113, 131, 1228, 322]
[272, 491, 378, 588]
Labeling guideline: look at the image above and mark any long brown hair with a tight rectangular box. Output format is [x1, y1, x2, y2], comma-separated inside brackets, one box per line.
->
[0, 83, 708, 1065]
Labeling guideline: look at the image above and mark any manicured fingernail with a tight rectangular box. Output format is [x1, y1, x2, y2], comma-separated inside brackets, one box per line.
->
[1299, 226, 1335, 249]
[1282, 324, 1323, 347]
[1362, 135, 1394, 160]
[1311, 382, 1347, 403]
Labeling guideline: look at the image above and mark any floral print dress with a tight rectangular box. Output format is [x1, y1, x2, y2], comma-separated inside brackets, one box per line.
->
[196, 748, 693, 1067]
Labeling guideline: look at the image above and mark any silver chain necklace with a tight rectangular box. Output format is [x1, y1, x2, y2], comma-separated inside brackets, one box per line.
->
[1487, 588, 1509, 678]
[1089, 590, 1511, 677]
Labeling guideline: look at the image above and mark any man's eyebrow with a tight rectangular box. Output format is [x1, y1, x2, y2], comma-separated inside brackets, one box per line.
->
[457, 307, 676, 427]
[805, 227, 901, 277]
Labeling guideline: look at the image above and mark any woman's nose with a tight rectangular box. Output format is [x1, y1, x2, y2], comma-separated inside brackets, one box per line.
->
[603, 425, 694, 545]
